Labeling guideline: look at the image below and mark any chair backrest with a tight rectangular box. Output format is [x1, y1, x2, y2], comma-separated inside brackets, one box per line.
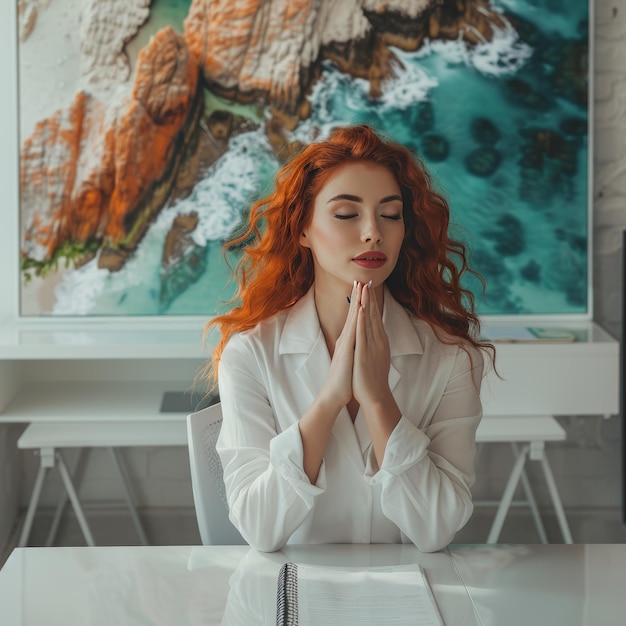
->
[186, 403, 246, 545]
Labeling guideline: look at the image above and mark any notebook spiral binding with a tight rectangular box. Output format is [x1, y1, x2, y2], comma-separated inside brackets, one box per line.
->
[276, 562, 299, 625]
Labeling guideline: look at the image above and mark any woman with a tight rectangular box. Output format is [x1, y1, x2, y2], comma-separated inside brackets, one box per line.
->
[205, 125, 494, 552]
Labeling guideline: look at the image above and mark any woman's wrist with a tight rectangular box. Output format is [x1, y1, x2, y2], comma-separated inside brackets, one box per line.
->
[314, 389, 347, 422]
[356, 384, 393, 410]
[361, 389, 401, 423]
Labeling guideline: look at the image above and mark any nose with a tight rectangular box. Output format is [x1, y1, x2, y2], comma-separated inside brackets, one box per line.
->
[361, 216, 382, 243]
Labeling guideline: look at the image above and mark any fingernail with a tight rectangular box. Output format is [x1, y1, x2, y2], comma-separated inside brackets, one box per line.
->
[367, 280, 372, 289]
[346, 296, 351, 304]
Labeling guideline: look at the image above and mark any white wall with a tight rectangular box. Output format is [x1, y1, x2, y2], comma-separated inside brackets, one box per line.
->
[0, 0, 18, 322]
[593, 0, 626, 339]
[0, 0, 22, 557]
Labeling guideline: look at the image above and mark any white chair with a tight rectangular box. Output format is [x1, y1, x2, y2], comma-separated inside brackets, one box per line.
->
[186, 403, 246, 545]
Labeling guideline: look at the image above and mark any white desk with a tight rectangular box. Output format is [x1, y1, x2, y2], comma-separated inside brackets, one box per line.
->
[1, 544, 624, 625]
[0, 544, 477, 625]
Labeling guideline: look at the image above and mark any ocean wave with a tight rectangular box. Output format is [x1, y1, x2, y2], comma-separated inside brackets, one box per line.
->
[135, 128, 277, 251]
[292, 54, 438, 144]
[470, 19, 533, 76]
[52, 228, 169, 315]
[183, 129, 277, 246]
[52, 261, 109, 315]
[290, 62, 369, 143]
[416, 18, 532, 77]
[379, 48, 439, 108]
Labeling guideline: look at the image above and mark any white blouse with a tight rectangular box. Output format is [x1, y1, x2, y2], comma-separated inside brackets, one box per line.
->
[216, 287, 484, 552]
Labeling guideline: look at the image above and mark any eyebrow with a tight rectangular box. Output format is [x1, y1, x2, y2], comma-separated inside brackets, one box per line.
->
[327, 193, 403, 204]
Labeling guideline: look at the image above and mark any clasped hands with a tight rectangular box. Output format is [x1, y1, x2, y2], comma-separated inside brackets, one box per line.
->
[325, 280, 392, 411]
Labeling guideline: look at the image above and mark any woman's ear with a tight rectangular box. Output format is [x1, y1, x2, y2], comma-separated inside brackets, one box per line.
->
[300, 231, 311, 248]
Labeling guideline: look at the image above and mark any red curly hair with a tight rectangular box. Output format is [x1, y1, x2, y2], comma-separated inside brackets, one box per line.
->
[205, 124, 494, 386]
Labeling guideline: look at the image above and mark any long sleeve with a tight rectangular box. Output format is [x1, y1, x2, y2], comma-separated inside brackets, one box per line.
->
[368, 345, 484, 552]
[216, 334, 326, 552]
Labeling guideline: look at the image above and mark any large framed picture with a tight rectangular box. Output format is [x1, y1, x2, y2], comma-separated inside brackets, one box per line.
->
[17, 0, 591, 317]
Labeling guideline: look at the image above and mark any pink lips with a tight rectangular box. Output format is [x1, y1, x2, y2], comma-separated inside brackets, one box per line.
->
[352, 251, 386, 269]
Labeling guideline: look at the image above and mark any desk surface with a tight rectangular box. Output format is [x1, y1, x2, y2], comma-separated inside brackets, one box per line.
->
[0, 544, 476, 625]
[0, 544, 624, 625]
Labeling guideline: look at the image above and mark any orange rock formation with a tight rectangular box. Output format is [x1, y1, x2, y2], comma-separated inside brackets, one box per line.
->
[21, 26, 201, 268]
[106, 25, 200, 243]
[184, 0, 318, 114]
[21, 91, 108, 260]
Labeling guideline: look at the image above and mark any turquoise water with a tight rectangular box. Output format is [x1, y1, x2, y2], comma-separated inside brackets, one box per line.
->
[55, 0, 590, 317]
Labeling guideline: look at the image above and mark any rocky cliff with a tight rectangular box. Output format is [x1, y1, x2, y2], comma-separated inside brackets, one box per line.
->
[21, 26, 201, 272]
[21, 0, 507, 280]
[184, 0, 504, 115]
[183, 0, 367, 114]
[21, 90, 107, 263]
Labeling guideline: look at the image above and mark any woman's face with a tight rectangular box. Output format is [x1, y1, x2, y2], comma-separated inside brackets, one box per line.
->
[300, 161, 405, 293]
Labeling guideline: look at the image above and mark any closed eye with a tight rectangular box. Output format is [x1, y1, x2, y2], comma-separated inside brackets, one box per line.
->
[382, 214, 403, 220]
[334, 214, 357, 220]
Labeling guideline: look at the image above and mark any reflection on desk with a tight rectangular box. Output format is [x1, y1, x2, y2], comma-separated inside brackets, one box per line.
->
[449, 544, 626, 626]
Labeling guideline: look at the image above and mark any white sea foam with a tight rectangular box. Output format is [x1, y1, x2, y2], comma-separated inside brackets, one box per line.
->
[292, 53, 438, 144]
[378, 48, 439, 108]
[290, 62, 370, 143]
[185, 130, 277, 245]
[415, 15, 532, 77]
[470, 20, 533, 76]
[52, 261, 109, 315]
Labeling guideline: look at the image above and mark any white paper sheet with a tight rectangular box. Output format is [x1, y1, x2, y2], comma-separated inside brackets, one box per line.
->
[292, 563, 444, 626]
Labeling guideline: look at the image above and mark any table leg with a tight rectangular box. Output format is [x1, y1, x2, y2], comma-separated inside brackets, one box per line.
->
[540, 454, 574, 544]
[56, 451, 95, 547]
[18, 460, 49, 547]
[108, 447, 149, 546]
[46, 448, 90, 547]
[511, 442, 548, 544]
[487, 444, 530, 544]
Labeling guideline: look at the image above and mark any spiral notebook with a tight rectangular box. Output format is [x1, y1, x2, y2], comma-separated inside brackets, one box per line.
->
[276, 562, 444, 626]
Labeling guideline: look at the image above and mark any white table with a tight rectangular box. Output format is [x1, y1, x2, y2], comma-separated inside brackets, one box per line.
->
[15, 420, 190, 547]
[0, 544, 477, 625]
[1, 544, 625, 625]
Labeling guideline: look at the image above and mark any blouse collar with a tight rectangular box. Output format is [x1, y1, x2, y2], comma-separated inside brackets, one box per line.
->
[279, 285, 424, 357]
